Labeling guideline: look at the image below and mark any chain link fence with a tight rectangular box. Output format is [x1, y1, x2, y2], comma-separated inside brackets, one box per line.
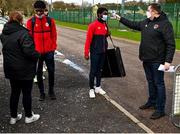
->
[49, 3, 180, 38]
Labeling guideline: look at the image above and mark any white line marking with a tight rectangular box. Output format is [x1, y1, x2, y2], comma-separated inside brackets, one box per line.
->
[104, 94, 154, 133]
[55, 50, 64, 56]
[55, 50, 154, 133]
[62, 59, 84, 72]
[54, 50, 84, 73]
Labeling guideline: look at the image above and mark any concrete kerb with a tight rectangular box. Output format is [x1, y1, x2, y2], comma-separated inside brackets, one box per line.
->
[104, 94, 154, 134]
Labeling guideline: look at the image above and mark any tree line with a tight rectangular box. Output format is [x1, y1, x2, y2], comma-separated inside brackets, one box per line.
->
[0, 0, 36, 16]
[0, 0, 179, 16]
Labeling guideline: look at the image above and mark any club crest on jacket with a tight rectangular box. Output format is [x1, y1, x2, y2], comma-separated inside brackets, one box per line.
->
[154, 24, 159, 29]
[45, 23, 49, 27]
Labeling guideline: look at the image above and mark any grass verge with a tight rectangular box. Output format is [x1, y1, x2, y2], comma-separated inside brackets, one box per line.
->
[56, 21, 180, 50]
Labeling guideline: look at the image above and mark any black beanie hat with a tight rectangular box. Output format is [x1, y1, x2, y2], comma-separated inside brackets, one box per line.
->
[97, 7, 108, 15]
[34, 0, 46, 9]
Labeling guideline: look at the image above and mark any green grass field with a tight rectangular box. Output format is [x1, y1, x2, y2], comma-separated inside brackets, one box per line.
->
[56, 21, 180, 50]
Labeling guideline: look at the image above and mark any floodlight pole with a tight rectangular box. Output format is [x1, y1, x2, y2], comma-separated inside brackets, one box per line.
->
[121, 0, 125, 16]
[50, 0, 53, 11]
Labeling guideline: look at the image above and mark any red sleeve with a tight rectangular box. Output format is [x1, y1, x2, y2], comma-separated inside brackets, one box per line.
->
[84, 23, 95, 57]
[51, 18, 57, 50]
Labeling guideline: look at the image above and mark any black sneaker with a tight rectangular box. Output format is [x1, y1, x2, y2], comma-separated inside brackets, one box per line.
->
[39, 93, 45, 101]
[49, 93, 56, 100]
[150, 111, 165, 120]
[139, 103, 156, 110]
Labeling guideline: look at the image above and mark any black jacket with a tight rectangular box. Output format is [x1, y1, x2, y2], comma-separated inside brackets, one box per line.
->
[120, 12, 175, 63]
[0, 21, 40, 80]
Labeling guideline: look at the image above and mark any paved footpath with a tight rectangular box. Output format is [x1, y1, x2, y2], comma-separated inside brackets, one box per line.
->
[0, 54, 145, 133]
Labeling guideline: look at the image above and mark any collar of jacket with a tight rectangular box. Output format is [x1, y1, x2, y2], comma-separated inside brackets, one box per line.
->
[35, 14, 45, 19]
[97, 18, 106, 23]
[149, 11, 168, 22]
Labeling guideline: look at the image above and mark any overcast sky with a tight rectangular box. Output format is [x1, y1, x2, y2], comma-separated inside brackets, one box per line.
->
[47, 0, 149, 5]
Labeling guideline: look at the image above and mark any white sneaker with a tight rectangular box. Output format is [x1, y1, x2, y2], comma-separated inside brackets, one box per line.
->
[9, 113, 22, 125]
[43, 66, 47, 72]
[34, 75, 38, 83]
[89, 89, 95, 98]
[25, 113, 40, 124]
[95, 87, 106, 95]
[34, 75, 45, 83]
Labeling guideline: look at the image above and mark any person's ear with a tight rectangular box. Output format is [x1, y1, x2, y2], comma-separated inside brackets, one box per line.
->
[97, 13, 101, 18]
[99, 13, 103, 18]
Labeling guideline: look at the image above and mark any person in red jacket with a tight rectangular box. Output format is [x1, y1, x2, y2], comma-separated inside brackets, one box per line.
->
[84, 7, 109, 98]
[26, 0, 57, 101]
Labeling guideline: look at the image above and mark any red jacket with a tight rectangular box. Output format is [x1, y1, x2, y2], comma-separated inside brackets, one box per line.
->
[84, 19, 108, 57]
[26, 15, 57, 54]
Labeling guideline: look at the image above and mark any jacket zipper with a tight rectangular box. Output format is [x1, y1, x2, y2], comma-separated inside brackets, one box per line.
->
[40, 18, 45, 54]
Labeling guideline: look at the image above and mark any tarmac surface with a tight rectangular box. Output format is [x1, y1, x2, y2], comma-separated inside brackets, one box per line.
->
[0, 54, 145, 133]
[57, 26, 180, 133]
[0, 25, 180, 133]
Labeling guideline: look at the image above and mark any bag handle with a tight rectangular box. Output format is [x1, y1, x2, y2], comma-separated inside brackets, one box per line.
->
[105, 22, 116, 48]
[109, 35, 116, 48]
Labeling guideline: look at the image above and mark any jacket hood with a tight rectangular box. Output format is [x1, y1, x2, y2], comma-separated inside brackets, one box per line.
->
[2, 21, 27, 35]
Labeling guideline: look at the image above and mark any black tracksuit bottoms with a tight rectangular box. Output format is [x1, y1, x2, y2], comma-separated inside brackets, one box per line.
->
[37, 51, 55, 95]
[10, 79, 33, 118]
[89, 53, 105, 89]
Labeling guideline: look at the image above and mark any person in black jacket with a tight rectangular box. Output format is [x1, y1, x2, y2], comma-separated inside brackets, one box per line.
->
[114, 3, 175, 119]
[0, 11, 40, 124]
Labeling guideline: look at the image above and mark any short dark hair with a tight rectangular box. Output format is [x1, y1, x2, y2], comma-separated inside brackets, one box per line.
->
[34, 0, 46, 9]
[149, 3, 161, 14]
[97, 7, 108, 15]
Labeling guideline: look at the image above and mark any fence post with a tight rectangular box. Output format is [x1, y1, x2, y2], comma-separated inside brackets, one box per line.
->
[58, 10, 60, 21]
[78, 9, 80, 24]
[69, 11, 71, 22]
[63, 11, 64, 21]
[83, 8, 85, 24]
[133, 5, 136, 22]
[73, 10, 75, 23]
[66, 10, 67, 22]
[175, 7, 179, 38]
[90, 8, 93, 23]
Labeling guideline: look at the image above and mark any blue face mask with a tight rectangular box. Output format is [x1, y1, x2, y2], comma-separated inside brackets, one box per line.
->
[102, 15, 108, 21]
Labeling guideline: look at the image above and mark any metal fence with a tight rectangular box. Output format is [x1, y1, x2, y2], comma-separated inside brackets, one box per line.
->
[49, 3, 180, 38]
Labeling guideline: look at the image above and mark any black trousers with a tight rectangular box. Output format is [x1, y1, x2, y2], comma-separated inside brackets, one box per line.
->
[89, 53, 105, 89]
[10, 79, 33, 118]
[37, 51, 55, 95]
